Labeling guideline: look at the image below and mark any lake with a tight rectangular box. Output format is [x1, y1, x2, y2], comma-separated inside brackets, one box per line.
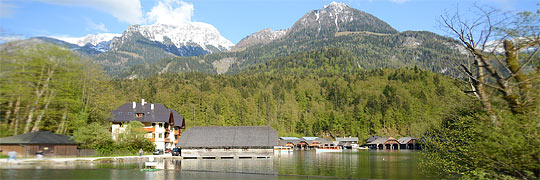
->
[0, 150, 435, 179]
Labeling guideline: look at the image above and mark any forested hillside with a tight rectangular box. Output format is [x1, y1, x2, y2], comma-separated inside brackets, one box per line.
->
[0, 42, 470, 140]
[0, 40, 123, 137]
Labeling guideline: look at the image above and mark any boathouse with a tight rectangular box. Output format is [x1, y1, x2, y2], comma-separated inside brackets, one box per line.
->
[398, 137, 419, 149]
[0, 131, 78, 157]
[178, 126, 277, 159]
[366, 137, 400, 149]
[336, 137, 359, 149]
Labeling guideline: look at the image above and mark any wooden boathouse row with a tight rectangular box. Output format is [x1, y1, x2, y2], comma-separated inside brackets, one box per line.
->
[277, 137, 334, 150]
[365, 136, 420, 150]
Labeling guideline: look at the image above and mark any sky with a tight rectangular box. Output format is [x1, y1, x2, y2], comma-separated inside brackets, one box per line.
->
[0, 0, 538, 44]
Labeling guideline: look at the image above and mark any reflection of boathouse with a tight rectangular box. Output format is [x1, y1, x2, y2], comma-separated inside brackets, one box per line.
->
[366, 136, 419, 150]
[178, 126, 277, 159]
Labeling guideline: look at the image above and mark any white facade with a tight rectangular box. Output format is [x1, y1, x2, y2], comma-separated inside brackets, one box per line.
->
[111, 122, 179, 151]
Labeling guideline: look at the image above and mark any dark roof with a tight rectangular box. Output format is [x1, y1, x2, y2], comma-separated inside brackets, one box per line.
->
[366, 135, 381, 143]
[178, 126, 277, 149]
[398, 137, 417, 144]
[110, 102, 184, 127]
[0, 131, 76, 145]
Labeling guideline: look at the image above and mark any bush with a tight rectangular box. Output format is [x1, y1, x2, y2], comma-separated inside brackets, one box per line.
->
[421, 102, 540, 179]
[74, 121, 155, 156]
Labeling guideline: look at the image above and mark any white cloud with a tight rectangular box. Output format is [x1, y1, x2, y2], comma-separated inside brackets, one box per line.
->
[0, 35, 25, 42]
[36, 0, 143, 24]
[146, 0, 194, 26]
[85, 18, 109, 32]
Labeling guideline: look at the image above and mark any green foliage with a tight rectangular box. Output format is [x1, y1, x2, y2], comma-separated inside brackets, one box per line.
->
[116, 121, 155, 153]
[421, 102, 540, 179]
[0, 41, 122, 136]
[73, 122, 115, 154]
[73, 122, 154, 155]
[113, 66, 469, 139]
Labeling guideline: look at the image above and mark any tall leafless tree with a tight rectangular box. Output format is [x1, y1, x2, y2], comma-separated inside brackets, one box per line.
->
[441, 6, 539, 125]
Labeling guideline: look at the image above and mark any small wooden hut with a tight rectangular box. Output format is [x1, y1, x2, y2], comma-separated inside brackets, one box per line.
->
[0, 131, 78, 157]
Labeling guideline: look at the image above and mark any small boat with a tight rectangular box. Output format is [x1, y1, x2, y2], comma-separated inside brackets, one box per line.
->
[274, 146, 293, 153]
[315, 144, 343, 153]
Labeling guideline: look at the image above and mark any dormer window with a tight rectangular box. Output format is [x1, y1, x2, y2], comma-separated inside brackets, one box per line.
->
[118, 112, 123, 115]
[127, 112, 132, 115]
[136, 113, 144, 117]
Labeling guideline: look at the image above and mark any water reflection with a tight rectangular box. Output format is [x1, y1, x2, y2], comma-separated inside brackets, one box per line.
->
[0, 150, 431, 179]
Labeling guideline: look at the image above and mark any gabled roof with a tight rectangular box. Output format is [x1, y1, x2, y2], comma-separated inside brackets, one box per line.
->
[110, 102, 184, 127]
[0, 131, 76, 145]
[366, 137, 400, 145]
[336, 137, 359, 142]
[280, 137, 300, 140]
[178, 126, 277, 149]
[398, 137, 417, 144]
[366, 135, 381, 143]
[302, 137, 318, 141]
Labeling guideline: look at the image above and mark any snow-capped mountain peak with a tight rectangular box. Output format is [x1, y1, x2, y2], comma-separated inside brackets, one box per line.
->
[120, 22, 234, 52]
[57, 33, 121, 47]
[324, 1, 349, 10]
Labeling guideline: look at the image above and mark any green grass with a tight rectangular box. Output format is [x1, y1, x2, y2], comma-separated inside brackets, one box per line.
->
[0, 155, 8, 158]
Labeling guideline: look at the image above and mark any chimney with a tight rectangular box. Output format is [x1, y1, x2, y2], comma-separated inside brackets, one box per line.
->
[151, 104, 154, 110]
[132, 102, 136, 109]
[141, 99, 146, 106]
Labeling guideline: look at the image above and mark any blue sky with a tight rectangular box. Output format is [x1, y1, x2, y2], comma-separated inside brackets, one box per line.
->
[0, 0, 538, 44]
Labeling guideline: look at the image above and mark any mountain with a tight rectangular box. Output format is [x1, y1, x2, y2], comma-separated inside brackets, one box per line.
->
[112, 23, 233, 54]
[231, 28, 287, 51]
[284, 2, 398, 41]
[123, 2, 469, 78]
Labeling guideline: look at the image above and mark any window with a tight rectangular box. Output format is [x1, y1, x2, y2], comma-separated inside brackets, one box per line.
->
[159, 123, 163, 128]
[152, 133, 155, 138]
[136, 113, 143, 117]
[152, 123, 155, 126]
[159, 133, 162, 138]
[118, 112, 123, 115]
[147, 112, 150, 115]
[174, 135, 178, 139]
[127, 112, 132, 115]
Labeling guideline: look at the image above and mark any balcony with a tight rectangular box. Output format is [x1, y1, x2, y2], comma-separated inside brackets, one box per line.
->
[165, 138, 172, 143]
[144, 127, 155, 132]
[149, 138, 155, 142]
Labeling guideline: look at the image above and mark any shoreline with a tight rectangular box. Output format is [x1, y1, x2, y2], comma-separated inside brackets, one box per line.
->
[0, 154, 182, 165]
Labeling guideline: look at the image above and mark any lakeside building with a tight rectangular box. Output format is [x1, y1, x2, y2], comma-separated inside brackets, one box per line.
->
[110, 99, 185, 151]
[366, 137, 400, 149]
[336, 137, 359, 149]
[0, 131, 78, 157]
[178, 126, 277, 159]
[278, 137, 333, 150]
[397, 137, 419, 149]
[365, 136, 420, 150]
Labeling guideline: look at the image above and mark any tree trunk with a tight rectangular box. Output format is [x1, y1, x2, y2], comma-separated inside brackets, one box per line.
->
[31, 91, 55, 132]
[55, 107, 68, 134]
[9, 97, 20, 130]
[24, 65, 55, 133]
[474, 56, 498, 125]
[3, 99, 13, 126]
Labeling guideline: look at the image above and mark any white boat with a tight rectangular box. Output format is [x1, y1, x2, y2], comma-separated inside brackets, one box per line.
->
[315, 144, 343, 153]
[274, 146, 293, 154]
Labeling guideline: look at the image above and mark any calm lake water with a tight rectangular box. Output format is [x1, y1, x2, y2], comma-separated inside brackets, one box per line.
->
[0, 150, 435, 179]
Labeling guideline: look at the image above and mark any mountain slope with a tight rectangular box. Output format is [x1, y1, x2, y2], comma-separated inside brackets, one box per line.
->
[231, 28, 287, 51]
[285, 2, 397, 42]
